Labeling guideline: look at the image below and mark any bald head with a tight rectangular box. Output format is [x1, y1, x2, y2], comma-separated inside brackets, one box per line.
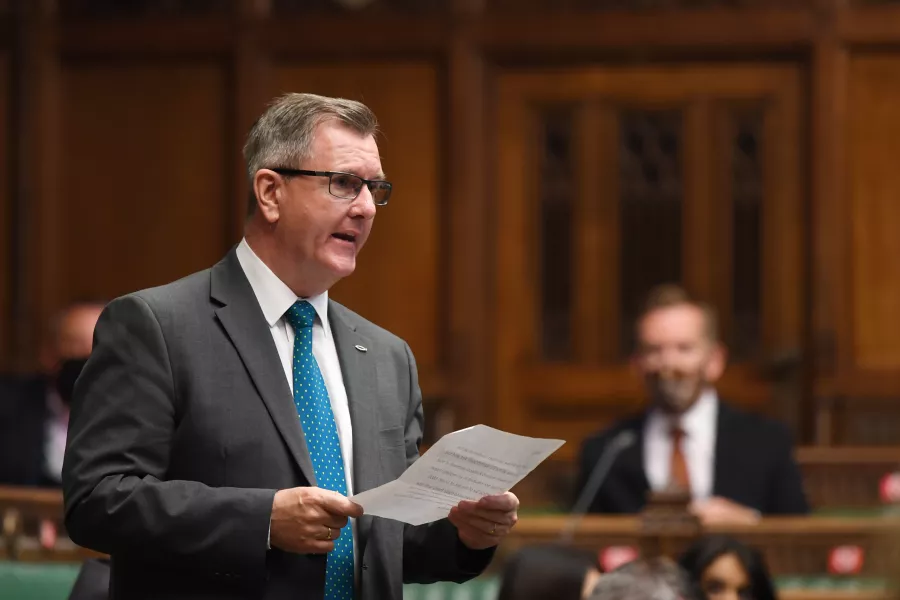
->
[42, 303, 104, 372]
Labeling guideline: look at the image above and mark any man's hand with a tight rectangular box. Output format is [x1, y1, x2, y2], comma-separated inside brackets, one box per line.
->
[690, 496, 761, 526]
[269, 487, 363, 554]
[448, 492, 519, 550]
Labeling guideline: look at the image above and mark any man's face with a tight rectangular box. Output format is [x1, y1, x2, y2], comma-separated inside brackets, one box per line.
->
[634, 304, 725, 414]
[56, 305, 102, 362]
[270, 121, 380, 292]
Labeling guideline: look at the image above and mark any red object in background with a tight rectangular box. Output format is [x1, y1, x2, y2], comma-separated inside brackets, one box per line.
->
[599, 546, 639, 572]
[879, 471, 900, 503]
[828, 545, 864, 574]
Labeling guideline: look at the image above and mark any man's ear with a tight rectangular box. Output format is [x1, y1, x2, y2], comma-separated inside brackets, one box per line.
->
[252, 169, 283, 224]
[704, 342, 727, 383]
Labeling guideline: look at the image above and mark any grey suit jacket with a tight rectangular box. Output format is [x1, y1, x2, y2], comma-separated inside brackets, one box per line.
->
[62, 248, 493, 600]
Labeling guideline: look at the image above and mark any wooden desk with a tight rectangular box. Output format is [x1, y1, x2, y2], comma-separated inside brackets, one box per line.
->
[0, 485, 99, 562]
[798, 447, 900, 509]
[506, 515, 900, 579]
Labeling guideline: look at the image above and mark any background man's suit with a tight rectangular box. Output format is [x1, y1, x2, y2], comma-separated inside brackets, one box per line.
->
[63, 248, 492, 600]
[576, 402, 810, 515]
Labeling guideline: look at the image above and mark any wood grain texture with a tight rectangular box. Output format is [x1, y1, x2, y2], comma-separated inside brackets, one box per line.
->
[848, 55, 900, 371]
[60, 63, 230, 302]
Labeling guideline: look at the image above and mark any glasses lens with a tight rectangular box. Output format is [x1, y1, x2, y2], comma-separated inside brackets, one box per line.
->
[329, 173, 364, 199]
[370, 182, 392, 206]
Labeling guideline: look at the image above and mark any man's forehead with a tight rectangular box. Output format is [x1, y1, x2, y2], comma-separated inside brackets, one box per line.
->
[640, 305, 707, 337]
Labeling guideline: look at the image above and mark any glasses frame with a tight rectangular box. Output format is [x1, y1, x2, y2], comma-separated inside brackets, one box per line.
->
[269, 168, 392, 206]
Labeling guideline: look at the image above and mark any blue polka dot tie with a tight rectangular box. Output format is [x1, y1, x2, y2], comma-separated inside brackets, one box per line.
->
[284, 301, 354, 600]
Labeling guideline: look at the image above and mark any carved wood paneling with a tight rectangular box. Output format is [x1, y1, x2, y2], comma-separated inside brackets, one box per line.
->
[272, 0, 445, 14]
[848, 55, 900, 376]
[496, 65, 803, 457]
[58, 0, 234, 18]
[59, 63, 230, 302]
[488, 0, 812, 12]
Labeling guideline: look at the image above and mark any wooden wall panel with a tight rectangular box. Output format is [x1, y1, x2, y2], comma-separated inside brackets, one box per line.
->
[848, 55, 900, 372]
[276, 63, 442, 386]
[0, 54, 9, 370]
[60, 63, 229, 303]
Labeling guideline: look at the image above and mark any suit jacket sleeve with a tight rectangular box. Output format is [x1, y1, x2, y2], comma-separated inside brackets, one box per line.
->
[62, 295, 275, 578]
[398, 343, 495, 584]
[766, 423, 810, 514]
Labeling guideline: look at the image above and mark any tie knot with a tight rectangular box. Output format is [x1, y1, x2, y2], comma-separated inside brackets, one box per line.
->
[670, 423, 686, 441]
[285, 300, 317, 330]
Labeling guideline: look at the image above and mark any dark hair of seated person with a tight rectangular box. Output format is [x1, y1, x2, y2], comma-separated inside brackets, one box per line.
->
[678, 535, 778, 600]
[498, 544, 598, 600]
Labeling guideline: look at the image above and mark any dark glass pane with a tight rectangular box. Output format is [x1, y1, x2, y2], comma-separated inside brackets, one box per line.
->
[619, 110, 683, 356]
[539, 108, 575, 361]
[731, 109, 764, 361]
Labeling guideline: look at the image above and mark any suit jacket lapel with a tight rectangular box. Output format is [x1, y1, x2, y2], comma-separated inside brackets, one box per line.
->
[210, 249, 317, 486]
[622, 418, 650, 499]
[328, 302, 378, 554]
[712, 401, 737, 497]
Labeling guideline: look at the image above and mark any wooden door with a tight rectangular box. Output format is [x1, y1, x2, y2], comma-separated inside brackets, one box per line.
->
[494, 64, 804, 461]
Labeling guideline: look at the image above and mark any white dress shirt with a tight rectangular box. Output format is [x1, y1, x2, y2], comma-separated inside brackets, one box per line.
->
[235, 239, 357, 558]
[43, 390, 69, 483]
[643, 389, 718, 501]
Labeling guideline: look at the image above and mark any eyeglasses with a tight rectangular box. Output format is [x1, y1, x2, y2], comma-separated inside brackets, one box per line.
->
[270, 168, 392, 206]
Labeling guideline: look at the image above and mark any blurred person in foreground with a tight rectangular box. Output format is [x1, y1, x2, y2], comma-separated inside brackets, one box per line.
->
[679, 535, 778, 600]
[497, 544, 601, 600]
[63, 93, 517, 600]
[589, 557, 696, 600]
[0, 302, 102, 488]
[576, 284, 808, 523]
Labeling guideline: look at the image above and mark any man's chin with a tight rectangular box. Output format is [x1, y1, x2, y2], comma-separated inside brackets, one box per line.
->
[653, 395, 698, 415]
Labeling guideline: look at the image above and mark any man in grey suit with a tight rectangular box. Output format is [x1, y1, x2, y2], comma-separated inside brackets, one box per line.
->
[63, 93, 519, 600]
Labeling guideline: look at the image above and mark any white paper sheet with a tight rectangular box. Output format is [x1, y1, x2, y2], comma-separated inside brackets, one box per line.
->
[350, 425, 565, 525]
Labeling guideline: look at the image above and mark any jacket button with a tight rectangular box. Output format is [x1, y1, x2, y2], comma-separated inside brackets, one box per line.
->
[362, 563, 368, 571]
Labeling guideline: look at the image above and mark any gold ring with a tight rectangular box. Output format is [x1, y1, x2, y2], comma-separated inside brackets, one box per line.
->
[490, 523, 497, 536]
[326, 527, 333, 541]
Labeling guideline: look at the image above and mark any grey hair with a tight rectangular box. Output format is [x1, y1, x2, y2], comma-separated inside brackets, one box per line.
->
[242, 92, 379, 216]
[589, 558, 696, 600]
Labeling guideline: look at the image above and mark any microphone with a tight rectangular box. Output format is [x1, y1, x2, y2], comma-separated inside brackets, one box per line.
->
[559, 430, 637, 543]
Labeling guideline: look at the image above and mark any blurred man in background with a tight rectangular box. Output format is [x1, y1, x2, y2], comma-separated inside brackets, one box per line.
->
[576, 284, 808, 523]
[0, 301, 103, 487]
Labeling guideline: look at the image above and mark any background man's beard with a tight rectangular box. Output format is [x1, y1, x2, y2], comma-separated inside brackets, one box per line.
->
[651, 376, 705, 413]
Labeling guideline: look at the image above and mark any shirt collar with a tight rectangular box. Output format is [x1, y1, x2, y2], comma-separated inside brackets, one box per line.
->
[235, 238, 330, 330]
[646, 388, 718, 437]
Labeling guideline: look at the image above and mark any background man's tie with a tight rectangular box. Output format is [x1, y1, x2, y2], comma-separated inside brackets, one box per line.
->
[668, 424, 691, 494]
[284, 300, 354, 600]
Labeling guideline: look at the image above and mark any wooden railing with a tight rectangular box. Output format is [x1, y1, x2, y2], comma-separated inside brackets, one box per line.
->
[0, 485, 99, 562]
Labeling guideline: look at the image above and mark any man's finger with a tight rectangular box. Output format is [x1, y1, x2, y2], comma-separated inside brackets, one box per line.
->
[321, 492, 364, 518]
[455, 513, 509, 536]
[303, 540, 336, 554]
[454, 506, 517, 527]
[476, 493, 519, 511]
[321, 515, 351, 530]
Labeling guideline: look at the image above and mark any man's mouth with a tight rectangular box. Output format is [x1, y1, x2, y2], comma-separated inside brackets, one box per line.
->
[332, 232, 357, 243]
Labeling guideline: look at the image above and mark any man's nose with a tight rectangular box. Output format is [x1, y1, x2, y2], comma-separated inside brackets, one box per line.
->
[349, 186, 377, 219]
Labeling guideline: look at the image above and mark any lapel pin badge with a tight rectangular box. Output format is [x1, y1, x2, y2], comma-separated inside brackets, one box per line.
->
[354, 344, 368, 353]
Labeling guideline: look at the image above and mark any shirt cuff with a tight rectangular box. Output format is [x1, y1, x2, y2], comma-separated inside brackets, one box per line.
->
[267, 521, 271, 550]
